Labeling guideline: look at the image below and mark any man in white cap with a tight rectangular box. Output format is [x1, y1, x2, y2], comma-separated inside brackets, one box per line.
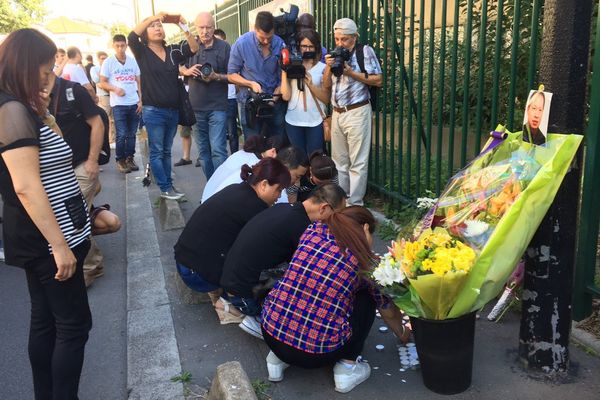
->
[323, 18, 382, 206]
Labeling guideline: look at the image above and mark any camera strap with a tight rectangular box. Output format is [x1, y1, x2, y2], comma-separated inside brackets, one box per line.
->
[307, 85, 326, 120]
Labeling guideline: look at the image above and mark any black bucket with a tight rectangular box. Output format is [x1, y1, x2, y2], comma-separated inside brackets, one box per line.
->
[410, 311, 476, 395]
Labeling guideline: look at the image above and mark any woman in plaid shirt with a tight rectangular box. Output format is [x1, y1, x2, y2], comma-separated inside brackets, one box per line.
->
[261, 206, 410, 393]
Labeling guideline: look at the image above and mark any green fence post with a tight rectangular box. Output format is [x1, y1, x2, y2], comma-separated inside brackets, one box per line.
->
[507, 0, 522, 131]
[573, 5, 600, 321]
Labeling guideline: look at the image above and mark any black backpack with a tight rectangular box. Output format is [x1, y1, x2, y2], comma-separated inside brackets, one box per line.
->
[355, 43, 379, 111]
[53, 78, 111, 165]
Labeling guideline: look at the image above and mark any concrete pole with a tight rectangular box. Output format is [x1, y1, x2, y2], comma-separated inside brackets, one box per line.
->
[518, 0, 594, 375]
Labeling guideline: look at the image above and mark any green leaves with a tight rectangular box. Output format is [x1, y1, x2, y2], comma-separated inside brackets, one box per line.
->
[0, 0, 46, 33]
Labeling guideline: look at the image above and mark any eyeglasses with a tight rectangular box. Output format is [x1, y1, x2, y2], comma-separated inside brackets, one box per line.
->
[300, 45, 315, 50]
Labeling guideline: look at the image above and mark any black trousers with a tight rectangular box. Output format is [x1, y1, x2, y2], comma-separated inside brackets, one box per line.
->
[25, 240, 92, 400]
[263, 288, 376, 369]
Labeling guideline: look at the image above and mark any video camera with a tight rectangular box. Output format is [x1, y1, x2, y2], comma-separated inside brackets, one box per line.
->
[274, 5, 305, 81]
[328, 47, 351, 77]
[245, 91, 277, 128]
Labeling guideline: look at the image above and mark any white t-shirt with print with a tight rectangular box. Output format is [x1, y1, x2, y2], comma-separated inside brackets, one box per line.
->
[100, 55, 141, 107]
[61, 63, 90, 86]
[285, 62, 327, 128]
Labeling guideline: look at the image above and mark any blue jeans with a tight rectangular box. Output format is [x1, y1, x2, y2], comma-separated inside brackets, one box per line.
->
[226, 98, 239, 153]
[193, 110, 228, 180]
[113, 104, 140, 161]
[238, 99, 286, 140]
[285, 121, 324, 157]
[142, 106, 179, 192]
[176, 262, 220, 292]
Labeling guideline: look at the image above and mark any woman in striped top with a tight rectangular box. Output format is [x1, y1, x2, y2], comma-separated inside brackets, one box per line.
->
[261, 206, 410, 393]
[0, 29, 92, 399]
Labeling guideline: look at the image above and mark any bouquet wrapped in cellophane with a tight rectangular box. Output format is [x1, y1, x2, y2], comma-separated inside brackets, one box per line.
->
[372, 126, 582, 320]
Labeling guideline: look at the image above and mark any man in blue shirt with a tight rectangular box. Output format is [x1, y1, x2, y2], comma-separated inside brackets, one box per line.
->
[228, 11, 285, 139]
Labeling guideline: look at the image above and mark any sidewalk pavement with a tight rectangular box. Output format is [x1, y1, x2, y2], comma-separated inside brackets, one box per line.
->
[146, 135, 600, 399]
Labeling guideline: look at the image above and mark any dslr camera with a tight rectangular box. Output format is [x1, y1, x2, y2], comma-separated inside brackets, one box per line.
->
[192, 63, 214, 80]
[274, 5, 305, 81]
[329, 47, 351, 77]
[245, 91, 276, 129]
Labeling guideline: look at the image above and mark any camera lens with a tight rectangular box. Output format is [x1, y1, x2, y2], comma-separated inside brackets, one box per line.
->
[200, 63, 213, 78]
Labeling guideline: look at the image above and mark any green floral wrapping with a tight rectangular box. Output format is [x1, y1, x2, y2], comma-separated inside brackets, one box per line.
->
[447, 129, 582, 318]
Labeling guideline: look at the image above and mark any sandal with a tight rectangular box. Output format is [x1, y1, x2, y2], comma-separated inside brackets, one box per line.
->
[214, 297, 244, 325]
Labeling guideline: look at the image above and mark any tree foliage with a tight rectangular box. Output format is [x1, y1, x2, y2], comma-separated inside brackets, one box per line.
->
[0, 0, 46, 33]
[109, 22, 130, 37]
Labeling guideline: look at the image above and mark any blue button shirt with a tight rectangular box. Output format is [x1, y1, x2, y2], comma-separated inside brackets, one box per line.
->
[228, 31, 284, 102]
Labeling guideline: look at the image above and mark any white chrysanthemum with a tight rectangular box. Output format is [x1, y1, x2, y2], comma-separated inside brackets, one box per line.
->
[463, 220, 489, 237]
[373, 254, 405, 286]
[416, 196, 438, 210]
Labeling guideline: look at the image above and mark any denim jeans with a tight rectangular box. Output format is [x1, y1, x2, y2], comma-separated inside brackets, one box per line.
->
[176, 262, 220, 292]
[142, 106, 179, 192]
[285, 121, 324, 157]
[226, 98, 239, 153]
[25, 240, 92, 400]
[238, 100, 287, 140]
[113, 104, 140, 161]
[192, 110, 228, 180]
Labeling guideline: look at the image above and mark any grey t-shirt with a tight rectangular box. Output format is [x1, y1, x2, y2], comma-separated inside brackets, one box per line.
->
[188, 38, 230, 112]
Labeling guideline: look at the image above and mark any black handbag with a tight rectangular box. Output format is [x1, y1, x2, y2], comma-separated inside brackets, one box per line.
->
[177, 80, 196, 127]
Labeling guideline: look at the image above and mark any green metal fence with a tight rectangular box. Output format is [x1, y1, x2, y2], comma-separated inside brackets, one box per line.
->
[314, 0, 544, 201]
[573, 5, 600, 321]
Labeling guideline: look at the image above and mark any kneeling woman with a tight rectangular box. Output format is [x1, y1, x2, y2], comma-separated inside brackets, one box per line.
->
[261, 206, 410, 393]
[174, 158, 291, 323]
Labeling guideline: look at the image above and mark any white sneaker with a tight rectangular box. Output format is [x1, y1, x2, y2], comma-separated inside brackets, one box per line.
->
[160, 190, 184, 200]
[239, 315, 264, 340]
[333, 357, 371, 393]
[0, 247, 4, 262]
[266, 351, 289, 382]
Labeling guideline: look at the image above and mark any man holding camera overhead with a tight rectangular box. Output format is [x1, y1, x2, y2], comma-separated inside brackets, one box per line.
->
[180, 12, 230, 180]
[323, 18, 382, 206]
[228, 11, 285, 139]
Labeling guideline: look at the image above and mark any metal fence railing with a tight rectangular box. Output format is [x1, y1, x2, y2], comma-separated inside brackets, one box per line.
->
[573, 3, 600, 321]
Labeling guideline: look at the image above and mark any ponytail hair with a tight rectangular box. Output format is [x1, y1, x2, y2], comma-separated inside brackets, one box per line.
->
[309, 150, 338, 181]
[240, 157, 291, 188]
[326, 206, 377, 271]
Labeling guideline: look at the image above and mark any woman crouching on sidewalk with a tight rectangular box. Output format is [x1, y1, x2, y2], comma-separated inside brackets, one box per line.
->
[174, 157, 291, 324]
[261, 206, 411, 393]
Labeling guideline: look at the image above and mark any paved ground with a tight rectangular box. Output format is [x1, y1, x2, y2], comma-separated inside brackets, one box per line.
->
[0, 160, 128, 400]
[1, 134, 599, 399]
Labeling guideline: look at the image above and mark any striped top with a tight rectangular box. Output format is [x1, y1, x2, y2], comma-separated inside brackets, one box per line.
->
[0, 97, 90, 266]
[332, 45, 382, 108]
[38, 124, 91, 252]
[261, 222, 389, 354]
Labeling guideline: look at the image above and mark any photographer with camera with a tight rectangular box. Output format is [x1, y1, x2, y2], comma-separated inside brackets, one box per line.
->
[179, 12, 230, 180]
[228, 11, 285, 139]
[281, 30, 329, 156]
[323, 18, 382, 206]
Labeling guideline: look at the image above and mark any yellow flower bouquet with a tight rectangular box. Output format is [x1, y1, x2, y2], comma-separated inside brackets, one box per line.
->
[374, 228, 476, 319]
[372, 126, 583, 320]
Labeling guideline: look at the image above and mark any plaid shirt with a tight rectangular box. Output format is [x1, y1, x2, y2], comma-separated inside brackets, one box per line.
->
[261, 222, 389, 354]
[332, 45, 382, 108]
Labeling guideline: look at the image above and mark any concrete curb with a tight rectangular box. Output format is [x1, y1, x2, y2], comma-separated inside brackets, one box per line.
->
[159, 198, 185, 231]
[126, 150, 185, 399]
[572, 324, 600, 356]
[207, 362, 258, 400]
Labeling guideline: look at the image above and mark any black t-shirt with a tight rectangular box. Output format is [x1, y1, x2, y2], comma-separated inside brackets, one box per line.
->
[187, 38, 230, 112]
[174, 182, 268, 286]
[50, 78, 103, 167]
[221, 202, 311, 298]
[128, 32, 194, 108]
